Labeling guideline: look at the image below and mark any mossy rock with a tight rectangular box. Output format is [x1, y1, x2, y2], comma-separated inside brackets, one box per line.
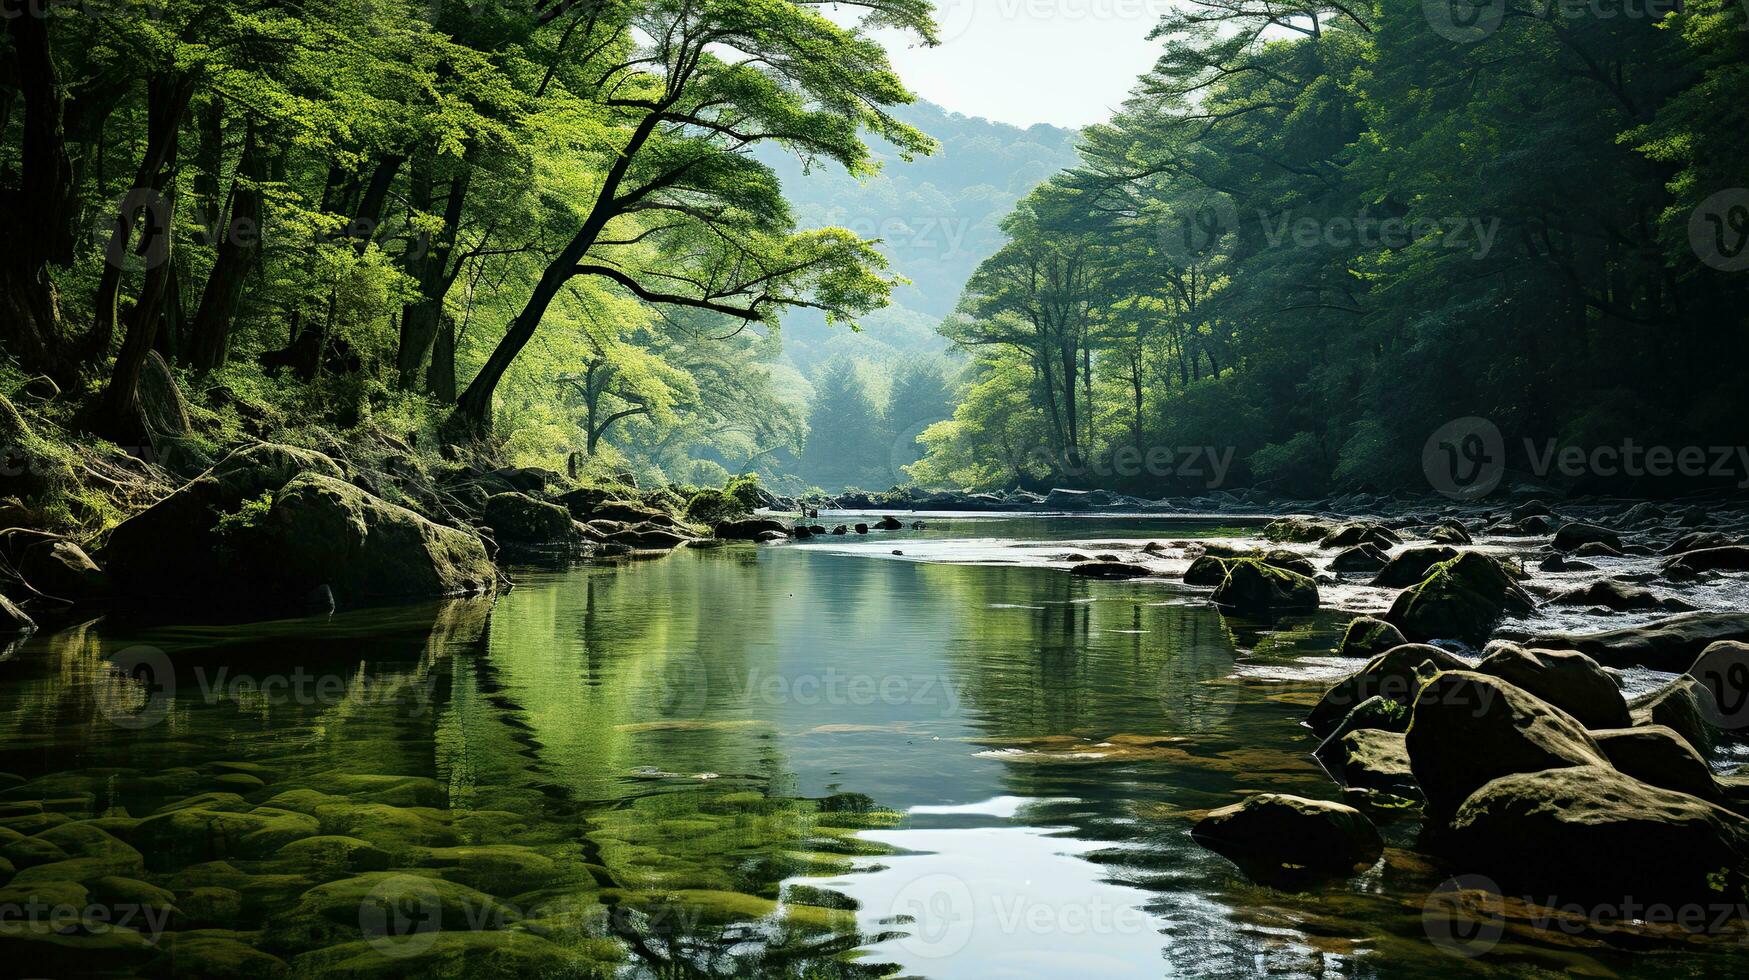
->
[1306, 644, 1468, 737]
[158, 935, 288, 978]
[103, 443, 343, 597]
[1191, 794, 1382, 877]
[1371, 545, 1460, 588]
[1337, 617, 1406, 659]
[174, 885, 247, 927]
[266, 474, 498, 603]
[1211, 558, 1318, 617]
[130, 806, 321, 868]
[272, 872, 519, 951]
[1406, 671, 1609, 818]
[1385, 552, 1533, 646]
[290, 929, 595, 980]
[1475, 644, 1629, 730]
[275, 835, 392, 874]
[420, 844, 562, 895]
[309, 801, 458, 849]
[1183, 555, 1230, 586]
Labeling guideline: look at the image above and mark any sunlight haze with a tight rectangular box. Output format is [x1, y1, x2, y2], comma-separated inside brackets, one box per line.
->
[864, 0, 1176, 128]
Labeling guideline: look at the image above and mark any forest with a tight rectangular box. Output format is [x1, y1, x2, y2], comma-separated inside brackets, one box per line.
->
[4, 0, 1748, 518]
[0, 0, 952, 515]
[912, 0, 1749, 499]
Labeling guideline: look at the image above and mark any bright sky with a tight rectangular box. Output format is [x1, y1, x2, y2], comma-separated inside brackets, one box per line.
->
[862, 0, 1178, 129]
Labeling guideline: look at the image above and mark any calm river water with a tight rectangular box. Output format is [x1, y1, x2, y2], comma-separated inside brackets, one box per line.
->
[0, 515, 1741, 977]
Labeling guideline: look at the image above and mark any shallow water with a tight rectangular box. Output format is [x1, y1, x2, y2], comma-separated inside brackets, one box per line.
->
[1, 515, 1744, 977]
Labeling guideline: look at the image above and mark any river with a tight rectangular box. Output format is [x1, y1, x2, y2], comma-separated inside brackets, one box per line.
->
[1, 515, 1742, 977]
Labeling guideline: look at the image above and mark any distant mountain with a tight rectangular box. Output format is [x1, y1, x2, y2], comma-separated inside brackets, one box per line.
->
[762, 102, 1081, 376]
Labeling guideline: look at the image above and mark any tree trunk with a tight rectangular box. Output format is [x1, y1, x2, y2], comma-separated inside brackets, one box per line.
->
[99, 75, 194, 442]
[426, 313, 457, 402]
[0, 8, 77, 382]
[188, 120, 266, 371]
[89, 75, 192, 366]
[397, 163, 471, 390]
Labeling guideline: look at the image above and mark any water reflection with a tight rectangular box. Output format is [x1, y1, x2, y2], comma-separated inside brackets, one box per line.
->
[0, 524, 1742, 977]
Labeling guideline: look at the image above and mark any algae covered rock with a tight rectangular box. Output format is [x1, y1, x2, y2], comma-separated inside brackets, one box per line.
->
[1475, 644, 1629, 730]
[1592, 726, 1722, 802]
[1306, 644, 1467, 737]
[104, 443, 343, 596]
[1337, 617, 1406, 659]
[1211, 558, 1318, 617]
[1370, 545, 1459, 588]
[1446, 765, 1749, 909]
[1191, 794, 1382, 876]
[1386, 552, 1533, 645]
[1405, 671, 1609, 817]
[1630, 675, 1720, 756]
[267, 474, 497, 602]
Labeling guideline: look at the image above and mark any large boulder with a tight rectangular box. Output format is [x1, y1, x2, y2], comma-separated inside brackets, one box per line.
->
[1306, 644, 1469, 737]
[1191, 794, 1382, 876]
[1183, 555, 1230, 586]
[1528, 613, 1749, 673]
[1548, 579, 1695, 612]
[1552, 522, 1621, 553]
[265, 475, 497, 603]
[103, 444, 343, 596]
[483, 493, 581, 547]
[1475, 644, 1629, 730]
[1371, 545, 1459, 588]
[1329, 544, 1388, 573]
[713, 518, 789, 541]
[1264, 517, 1333, 544]
[1323, 729, 1417, 795]
[1664, 546, 1749, 575]
[1689, 641, 1749, 737]
[1321, 523, 1400, 550]
[1385, 552, 1533, 646]
[1630, 676, 1720, 756]
[1337, 617, 1407, 659]
[1211, 558, 1318, 617]
[1592, 726, 1722, 803]
[1446, 766, 1749, 908]
[1405, 671, 1610, 817]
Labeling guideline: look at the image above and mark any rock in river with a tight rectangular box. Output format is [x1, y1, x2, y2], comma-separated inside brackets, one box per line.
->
[1446, 766, 1749, 909]
[1475, 644, 1629, 730]
[1211, 558, 1318, 617]
[269, 475, 498, 603]
[1385, 552, 1533, 646]
[1337, 617, 1407, 659]
[1306, 644, 1468, 737]
[1405, 671, 1609, 818]
[1528, 613, 1749, 673]
[1192, 794, 1382, 876]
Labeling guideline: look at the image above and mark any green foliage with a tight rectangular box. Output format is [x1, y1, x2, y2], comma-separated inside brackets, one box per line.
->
[918, 1, 1749, 495]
